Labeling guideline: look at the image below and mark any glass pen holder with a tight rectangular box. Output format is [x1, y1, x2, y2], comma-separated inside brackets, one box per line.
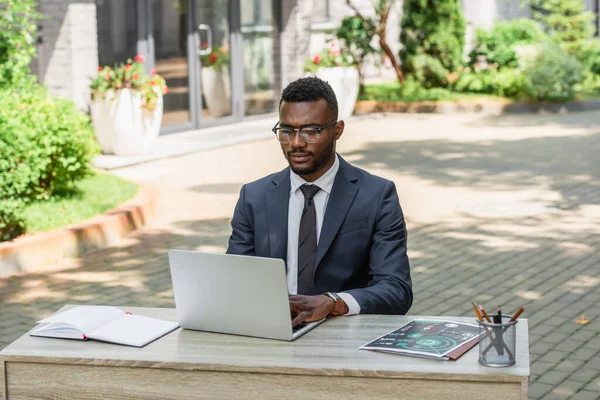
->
[477, 315, 517, 367]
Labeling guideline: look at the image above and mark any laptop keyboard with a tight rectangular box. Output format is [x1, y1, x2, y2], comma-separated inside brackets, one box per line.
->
[292, 323, 308, 333]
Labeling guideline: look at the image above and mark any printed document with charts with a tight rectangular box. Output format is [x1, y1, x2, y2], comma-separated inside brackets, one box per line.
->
[30, 306, 179, 347]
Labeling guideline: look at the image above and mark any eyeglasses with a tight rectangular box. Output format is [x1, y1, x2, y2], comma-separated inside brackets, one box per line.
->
[272, 120, 338, 144]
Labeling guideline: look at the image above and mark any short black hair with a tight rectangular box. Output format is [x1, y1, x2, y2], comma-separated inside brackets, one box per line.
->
[279, 76, 338, 119]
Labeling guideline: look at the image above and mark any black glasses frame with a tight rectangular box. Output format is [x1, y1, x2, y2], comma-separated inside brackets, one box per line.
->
[272, 120, 338, 144]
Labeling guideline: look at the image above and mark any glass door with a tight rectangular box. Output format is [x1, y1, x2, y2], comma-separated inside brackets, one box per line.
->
[194, 0, 236, 122]
[151, 0, 193, 128]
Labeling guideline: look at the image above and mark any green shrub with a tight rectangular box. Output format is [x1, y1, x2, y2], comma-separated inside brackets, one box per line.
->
[0, 0, 41, 88]
[523, 41, 584, 101]
[0, 199, 26, 242]
[0, 86, 99, 201]
[530, 0, 594, 43]
[399, 0, 466, 88]
[467, 19, 547, 69]
[335, 15, 378, 88]
[0, 86, 99, 241]
[454, 68, 528, 98]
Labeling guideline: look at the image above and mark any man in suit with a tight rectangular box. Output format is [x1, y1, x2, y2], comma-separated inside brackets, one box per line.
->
[227, 77, 412, 326]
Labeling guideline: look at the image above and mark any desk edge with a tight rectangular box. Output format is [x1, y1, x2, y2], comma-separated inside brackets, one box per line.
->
[0, 355, 529, 384]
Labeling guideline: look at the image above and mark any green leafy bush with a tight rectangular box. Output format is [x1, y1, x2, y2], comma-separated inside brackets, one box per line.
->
[0, 199, 26, 242]
[0, 0, 41, 88]
[467, 19, 547, 69]
[335, 15, 378, 88]
[399, 0, 466, 88]
[0, 86, 99, 241]
[454, 68, 528, 98]
[0, 86, 99, 201]
[524, 41, 584, 101]
[530, 0, 594, 43]
[358, 78, 460, 102]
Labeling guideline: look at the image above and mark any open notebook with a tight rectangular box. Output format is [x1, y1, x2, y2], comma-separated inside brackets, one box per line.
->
[30, 306, 180, 347]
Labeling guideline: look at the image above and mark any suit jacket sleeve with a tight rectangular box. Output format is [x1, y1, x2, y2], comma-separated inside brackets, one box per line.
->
[345, 181, 413, 314]
[226, 184, 256, 256]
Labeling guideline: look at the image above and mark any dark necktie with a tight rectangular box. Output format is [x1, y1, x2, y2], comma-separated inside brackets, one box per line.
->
[297, 184, 321, 295]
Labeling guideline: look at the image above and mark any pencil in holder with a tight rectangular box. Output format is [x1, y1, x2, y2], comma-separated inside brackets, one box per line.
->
[477, 315, 517, 367]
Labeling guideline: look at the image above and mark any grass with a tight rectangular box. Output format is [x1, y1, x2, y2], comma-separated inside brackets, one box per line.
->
[358, 80, 507, 103]
[22, 172, 139, 234]
[358, 80, 600, 103]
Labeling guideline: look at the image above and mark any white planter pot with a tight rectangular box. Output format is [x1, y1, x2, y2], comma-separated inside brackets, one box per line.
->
[90, 88, 163, 156]
[201, 66, 231, 117]
[316, 66, 359, 120]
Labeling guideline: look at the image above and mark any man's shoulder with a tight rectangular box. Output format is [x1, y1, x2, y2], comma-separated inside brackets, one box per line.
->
[343, 159, 392, 189]
[241, 168, 288, 193]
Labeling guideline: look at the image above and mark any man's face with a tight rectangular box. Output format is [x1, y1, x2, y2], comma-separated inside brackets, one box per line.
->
[278, 99, 344, 182]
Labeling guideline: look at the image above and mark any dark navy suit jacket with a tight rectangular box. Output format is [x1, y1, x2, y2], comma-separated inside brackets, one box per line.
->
[226, 155, 413, 314]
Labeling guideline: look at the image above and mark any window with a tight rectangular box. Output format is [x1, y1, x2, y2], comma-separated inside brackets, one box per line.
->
[312, 0, 331, 22]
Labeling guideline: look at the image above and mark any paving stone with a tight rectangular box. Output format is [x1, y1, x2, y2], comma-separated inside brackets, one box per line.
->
[571, 391, 600, 400]
[531, 361, 556, 376]
[531, 341, 557, 355]
[549, 380, 588, 397]
[540, 331, 571, 345]
[538, 350, 570, 364]
[537, 370, 570, 385]
[583, 378, 600, 392]
[528, 382, 555, 399]
[553, 359, 585, 373]
[554, 339, 585, 352]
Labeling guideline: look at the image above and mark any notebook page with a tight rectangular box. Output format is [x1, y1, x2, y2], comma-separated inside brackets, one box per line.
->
[37, 306, 126, 334]
[87, 314, 179, 347]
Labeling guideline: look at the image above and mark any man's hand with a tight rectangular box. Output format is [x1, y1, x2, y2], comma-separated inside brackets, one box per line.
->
[289, 295, 336, 327]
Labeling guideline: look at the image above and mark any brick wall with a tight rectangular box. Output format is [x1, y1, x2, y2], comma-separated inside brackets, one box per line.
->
[35, 0, 98, 111]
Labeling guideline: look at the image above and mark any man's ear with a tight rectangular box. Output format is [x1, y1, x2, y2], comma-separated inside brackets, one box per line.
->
[334, 120, 344, 140]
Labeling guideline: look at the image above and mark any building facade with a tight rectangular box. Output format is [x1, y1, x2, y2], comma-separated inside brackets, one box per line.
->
[32, 0, 600, 135]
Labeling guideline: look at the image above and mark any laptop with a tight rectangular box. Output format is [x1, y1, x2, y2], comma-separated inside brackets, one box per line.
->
[168, 250, 326, 341]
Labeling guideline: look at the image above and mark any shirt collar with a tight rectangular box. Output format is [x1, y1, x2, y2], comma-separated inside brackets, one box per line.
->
[290, 153, 339, 195]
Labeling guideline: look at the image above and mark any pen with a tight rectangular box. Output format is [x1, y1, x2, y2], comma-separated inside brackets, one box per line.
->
[509, 307, 524, 322]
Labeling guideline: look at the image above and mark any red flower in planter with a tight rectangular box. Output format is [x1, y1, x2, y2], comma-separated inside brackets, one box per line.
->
[134, 54, 145, 63]
[313, 55, 321, 64]
[149, 80, 156, 86]
[150, 69, 157, 76]
[163, 86, 169, 94]
[202, 42, 209, 49]
[98, 66, 103, 71]
[124, 64, 132, 71]
[133, 73, 140, 80]
[209, 53, 218, 63]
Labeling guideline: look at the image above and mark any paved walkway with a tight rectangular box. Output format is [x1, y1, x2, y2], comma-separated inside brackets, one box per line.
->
[1, 112, 599, 399]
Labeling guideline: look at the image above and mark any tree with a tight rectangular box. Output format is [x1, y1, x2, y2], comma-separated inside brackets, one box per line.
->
[345, 0, 405, 83]
[529, 0, 595, 43]
[335, 15, 378, 90]
[399, 0, 465, 88]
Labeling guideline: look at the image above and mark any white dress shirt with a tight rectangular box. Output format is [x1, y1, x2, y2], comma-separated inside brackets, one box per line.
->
[286, 154, 361, 315]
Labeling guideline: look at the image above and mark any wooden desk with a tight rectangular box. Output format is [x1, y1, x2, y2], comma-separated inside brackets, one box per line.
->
[0, 306, 529, 400]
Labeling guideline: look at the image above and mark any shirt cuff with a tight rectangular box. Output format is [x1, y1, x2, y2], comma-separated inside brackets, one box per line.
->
[338, 292, 361, 315]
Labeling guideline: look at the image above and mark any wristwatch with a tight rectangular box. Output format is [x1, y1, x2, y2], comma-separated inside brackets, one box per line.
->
[323, 292, 346, 316]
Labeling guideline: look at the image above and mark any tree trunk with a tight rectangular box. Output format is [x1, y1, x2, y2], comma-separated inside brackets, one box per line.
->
[346, 0, 405, 84]
[380, 38, 405, 83]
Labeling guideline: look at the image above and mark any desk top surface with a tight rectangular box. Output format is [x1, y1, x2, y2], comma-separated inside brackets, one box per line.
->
[0, 306, 529, 383]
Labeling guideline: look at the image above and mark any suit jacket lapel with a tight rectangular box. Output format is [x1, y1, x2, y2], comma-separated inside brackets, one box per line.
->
[266, 168, 290, 263]
[315, 157, 359, 269]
